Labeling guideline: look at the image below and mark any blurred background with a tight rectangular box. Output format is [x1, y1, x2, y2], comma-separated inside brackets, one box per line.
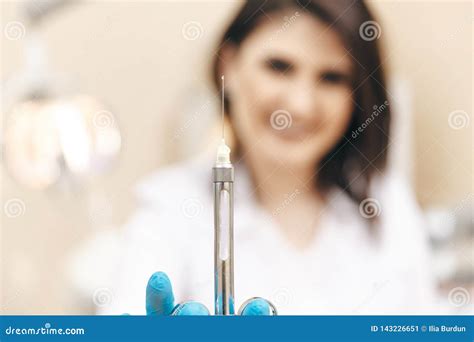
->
[1, 0, 472, 314]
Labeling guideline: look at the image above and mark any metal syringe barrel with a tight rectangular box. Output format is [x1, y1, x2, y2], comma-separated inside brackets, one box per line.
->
[213, 163, 234, 315]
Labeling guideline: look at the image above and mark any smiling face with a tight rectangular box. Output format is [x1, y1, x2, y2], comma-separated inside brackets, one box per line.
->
[223, 11, 354, 173]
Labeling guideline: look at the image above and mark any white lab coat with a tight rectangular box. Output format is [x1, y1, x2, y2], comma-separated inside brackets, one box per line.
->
[98, 152, 437, 315]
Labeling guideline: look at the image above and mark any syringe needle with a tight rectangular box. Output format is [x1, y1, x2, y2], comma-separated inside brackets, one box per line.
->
[221, 75, 225, 140]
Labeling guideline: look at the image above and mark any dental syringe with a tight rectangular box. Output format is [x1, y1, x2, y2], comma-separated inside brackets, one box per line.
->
[213, 76, 234, 315]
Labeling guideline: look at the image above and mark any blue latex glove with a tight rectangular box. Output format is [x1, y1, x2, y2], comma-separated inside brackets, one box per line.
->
[146, 271, 273, 316]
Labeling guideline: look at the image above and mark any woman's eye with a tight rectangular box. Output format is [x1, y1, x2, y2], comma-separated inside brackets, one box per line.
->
[320, 71, 350, 84]
[265, 58, 293, 74]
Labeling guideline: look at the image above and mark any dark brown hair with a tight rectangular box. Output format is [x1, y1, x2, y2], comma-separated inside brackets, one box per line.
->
[212, 0, 391, 211]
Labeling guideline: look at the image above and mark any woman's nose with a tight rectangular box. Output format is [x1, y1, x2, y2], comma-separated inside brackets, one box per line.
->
[284, 79, 319, 120]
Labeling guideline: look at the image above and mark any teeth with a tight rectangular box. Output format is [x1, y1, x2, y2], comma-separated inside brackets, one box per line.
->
[288, 124, 305, 130]
[277, 124, 317, 139]
[280, 128, 307, 137]
[284, 125, 306, 132]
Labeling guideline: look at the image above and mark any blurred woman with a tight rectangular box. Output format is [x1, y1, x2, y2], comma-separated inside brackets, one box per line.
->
[103, 0, 435, 314]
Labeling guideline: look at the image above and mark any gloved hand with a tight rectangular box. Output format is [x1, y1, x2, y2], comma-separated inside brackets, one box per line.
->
[146, 271, 274, 316]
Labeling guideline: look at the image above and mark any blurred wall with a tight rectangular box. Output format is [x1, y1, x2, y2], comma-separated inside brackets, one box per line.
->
[1, 0, 472, 314]
[373, 1, 472, 207]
